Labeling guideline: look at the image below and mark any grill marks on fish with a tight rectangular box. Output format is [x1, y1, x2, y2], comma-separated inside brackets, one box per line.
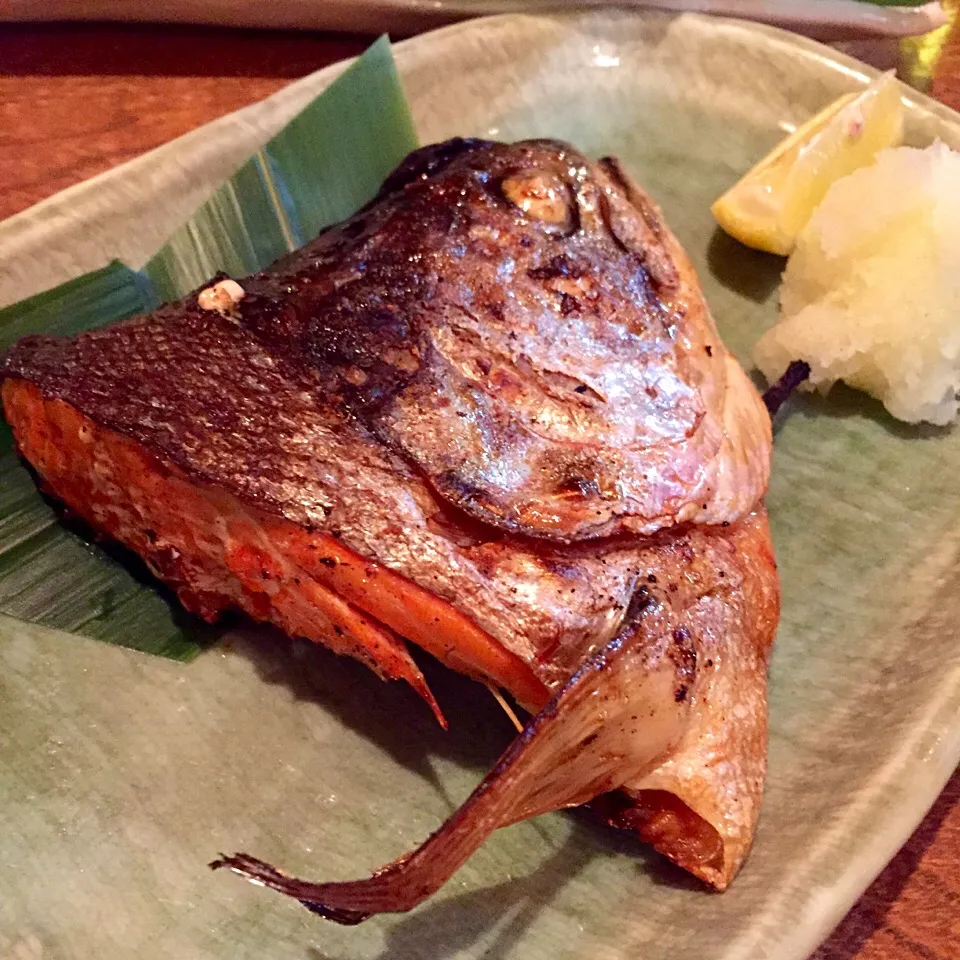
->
[669, 626, 698, 703]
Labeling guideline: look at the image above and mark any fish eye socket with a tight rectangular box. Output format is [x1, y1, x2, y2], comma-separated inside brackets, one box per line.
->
[500, 169, 576, 232]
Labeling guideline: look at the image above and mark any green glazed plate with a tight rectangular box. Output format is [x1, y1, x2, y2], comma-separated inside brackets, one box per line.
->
[2, 11, 959, 959]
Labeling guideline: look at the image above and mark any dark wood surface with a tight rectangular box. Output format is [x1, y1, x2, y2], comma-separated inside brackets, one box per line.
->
[1, 19, 958, 960]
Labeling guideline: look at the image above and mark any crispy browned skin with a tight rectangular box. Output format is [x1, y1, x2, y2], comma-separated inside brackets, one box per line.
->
[0, 138, 778, 899]
[2, 139, 769, 543]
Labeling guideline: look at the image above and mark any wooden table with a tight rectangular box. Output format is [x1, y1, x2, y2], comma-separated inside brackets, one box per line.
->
[1, 19, 958, 960]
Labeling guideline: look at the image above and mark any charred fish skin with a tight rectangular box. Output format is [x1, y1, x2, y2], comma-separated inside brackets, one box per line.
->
[0, 136, 772, 694]
[0, 138, 778, 902]
[2, 138, 769, 544]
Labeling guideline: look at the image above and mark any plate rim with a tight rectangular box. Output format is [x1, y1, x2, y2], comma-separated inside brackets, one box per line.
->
[3, 9, 959, 258]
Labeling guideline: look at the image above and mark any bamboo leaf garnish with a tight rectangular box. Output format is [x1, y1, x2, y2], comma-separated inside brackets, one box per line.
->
[0, 37, 419, 660]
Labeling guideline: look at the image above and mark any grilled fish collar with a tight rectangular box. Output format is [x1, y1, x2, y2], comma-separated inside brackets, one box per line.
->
[0, 137, 778, 908]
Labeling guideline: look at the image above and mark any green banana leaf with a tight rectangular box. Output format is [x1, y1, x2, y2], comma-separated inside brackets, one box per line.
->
[0, 37, 418, 661]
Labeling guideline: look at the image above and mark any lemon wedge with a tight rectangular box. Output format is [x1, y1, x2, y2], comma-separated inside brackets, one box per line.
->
[711, 72, 906, 256]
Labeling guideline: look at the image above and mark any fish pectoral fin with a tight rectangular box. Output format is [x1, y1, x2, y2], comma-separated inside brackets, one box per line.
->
[210, 616, 691, 921]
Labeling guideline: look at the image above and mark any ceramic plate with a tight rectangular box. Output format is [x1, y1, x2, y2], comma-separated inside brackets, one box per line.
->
[2, 11, 960, 960]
